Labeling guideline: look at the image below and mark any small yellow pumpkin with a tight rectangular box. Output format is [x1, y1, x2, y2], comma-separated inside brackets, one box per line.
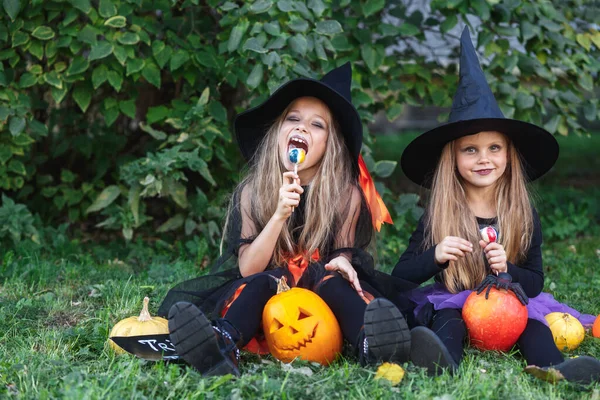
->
[545, 312, 585, 351]
[109, 297, 169, 354]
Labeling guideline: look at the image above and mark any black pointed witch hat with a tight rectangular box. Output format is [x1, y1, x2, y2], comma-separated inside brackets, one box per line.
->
[234, 62, 362, 167]
[401, 27, 559, 188]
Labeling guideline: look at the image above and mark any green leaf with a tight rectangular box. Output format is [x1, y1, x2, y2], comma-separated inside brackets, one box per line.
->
[308, 0, 326, 17]
[146, 105, 169, 124]
[243, 37, 268, 53]
[0, 146, 12, 164]
[263, 21, 281, 36]
[576, 33, 591, 51]
[119, 99, 136, 118]
[11, 30, 29, 47]
[107, 70, 123, 91]
[157, 213, 185, 233]
[361, 45, 383, 73]
[0, 106, 9, 121]
[543, 114, 561, 134]
[89, 41, 114, 61]
[113, 45, 127, 65]
[19, 72, 36, 88]
[288, 17, 309, 33]
[153, 45, 172, 68]
[315, 20, 343, 35]
[289, 34, 308, 56]
[440, 15, 458, 33]
[66, 56, 89, 76]
[8, 159, 26, 175]
[142, 62, 161, 88]
[28, 41, 43, 60]
[31, 26, 55, 40]
[118, 32, 140, 45]
[51, 86, 68, 103]
[166, 180, 188, 209]
[374, 160, 397, 178]
[104, 15, 126, 28]
[170, 50, 190, 71]
[583, 102, 597, 122]
[92, 65, 108, 89]
[208, 101, 227, 123]
[71, 0, 92, 13]
[198, 87, 210, 106]
[227, 20, 249, 53]
[515, 92, 534, 109]
[577, 73, 593, 92]
[43, 71, 63, 88]
[249, 0, 272, 13]
[128, 183, 141, 227]
[28, 119, 48, 136]
[246, 63, 263, 89]
[398, 23, 420, 36]
[361, 0, 385, 17]
[386, 103, 403, 121]
[8, 116, 25, 136]
[102, 107, 119, 126]
[86, 185, 121, 213]
[470, 0, 490, 20]
[139, 122, 167, 140]
[126, 58, 144, 76]
[73, 84, 92, 112]
[98, 0, 117, 18]
[12, 133, 34, 146]
[3, 0, 21, 21]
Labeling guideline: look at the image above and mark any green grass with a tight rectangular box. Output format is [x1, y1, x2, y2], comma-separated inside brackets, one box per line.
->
[1, 238, 600, 399]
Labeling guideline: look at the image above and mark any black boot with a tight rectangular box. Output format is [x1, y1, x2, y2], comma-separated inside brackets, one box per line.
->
[410, 326, 458, 375]
[525, 356, 600, 385]
[358, 298, 411, 366]
[168, 302, 240, 377]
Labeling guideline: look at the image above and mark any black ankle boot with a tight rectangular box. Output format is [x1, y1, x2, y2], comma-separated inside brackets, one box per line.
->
[358, 298, 411, 366]
[168, 302, 240, 377]
[525, 356, 600, 385]
[410, 326, 458, 375]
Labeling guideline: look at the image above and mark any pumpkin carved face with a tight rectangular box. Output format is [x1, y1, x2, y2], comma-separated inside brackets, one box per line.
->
[262, 280, 343, 365]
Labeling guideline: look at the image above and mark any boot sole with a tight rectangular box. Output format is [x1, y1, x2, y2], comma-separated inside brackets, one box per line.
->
[363, 298, 411, 363]
[410, 326, 458, 375]
[553, 356, 600, 384]
[168, 302, 240, 377]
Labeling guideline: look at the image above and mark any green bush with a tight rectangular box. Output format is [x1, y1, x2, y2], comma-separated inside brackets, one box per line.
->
[0, 0, 597, 250]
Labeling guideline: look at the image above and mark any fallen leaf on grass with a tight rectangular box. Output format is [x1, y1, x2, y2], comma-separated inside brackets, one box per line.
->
[280, 362, 314, 376]
[375, 362, 405, 386]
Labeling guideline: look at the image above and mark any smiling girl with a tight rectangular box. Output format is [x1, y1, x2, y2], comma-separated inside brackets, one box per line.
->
[393, 27, 600, 385]
[158, 63, 415, 376]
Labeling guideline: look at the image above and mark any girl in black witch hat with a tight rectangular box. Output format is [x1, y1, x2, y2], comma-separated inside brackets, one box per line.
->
[159, 63, 417, 376]
[393, 27, 600, 384]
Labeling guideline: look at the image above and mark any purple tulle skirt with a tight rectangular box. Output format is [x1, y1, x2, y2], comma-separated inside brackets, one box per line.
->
[409, 283, 596, 328]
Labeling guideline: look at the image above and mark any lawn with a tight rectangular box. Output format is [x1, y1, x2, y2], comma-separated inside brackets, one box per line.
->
[1, 133, 600, 399]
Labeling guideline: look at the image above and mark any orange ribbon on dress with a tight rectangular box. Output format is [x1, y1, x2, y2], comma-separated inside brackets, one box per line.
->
[358, 155, 393, 231]
[287, 249, 320, 286]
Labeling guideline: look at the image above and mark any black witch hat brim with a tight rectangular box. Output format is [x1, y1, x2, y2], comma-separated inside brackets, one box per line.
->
[401, 117, 559, 188]
[234, 66, 362, 166]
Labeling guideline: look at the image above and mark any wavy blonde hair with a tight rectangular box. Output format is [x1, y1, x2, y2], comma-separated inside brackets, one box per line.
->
[224, 101, 361, 266]
[424, 136, 533, 293]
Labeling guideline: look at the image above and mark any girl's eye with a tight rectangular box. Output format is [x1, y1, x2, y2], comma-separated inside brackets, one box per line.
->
[312, 122, 324, 129]
[490, 144, 501, 151]
[286, 116, 299, 122]
[464, 147, 476, 154]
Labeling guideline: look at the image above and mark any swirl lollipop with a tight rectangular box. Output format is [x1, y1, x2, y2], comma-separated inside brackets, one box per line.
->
[480, 226, 498, 243]
[288, 148, 305, 212]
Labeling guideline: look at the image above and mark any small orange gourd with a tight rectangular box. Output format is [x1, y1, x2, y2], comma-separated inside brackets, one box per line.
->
[545, 312, 585, 351]
[109, 297, 169, 354]
[593, 315, 600, 338]
[262, 277, 343, 365]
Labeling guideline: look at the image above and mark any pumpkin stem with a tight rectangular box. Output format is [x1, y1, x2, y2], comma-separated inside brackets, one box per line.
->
[138, 297, 153, 322]
[276, 276, 291, 294]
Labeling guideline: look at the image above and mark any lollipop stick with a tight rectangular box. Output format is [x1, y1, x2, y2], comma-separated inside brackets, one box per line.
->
[291, 164, 298, 213]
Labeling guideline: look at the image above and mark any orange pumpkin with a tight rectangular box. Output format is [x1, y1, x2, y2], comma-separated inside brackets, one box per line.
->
[262, 277, 343, 365]
[593, 315, 600, 338]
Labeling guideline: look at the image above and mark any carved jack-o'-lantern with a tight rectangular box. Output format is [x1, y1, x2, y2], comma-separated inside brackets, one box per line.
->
[262, 277, 343, 365]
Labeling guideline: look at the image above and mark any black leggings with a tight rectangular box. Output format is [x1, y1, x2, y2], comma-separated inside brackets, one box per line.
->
[431, 308, 564, 367]
[223, 273, 367, 348]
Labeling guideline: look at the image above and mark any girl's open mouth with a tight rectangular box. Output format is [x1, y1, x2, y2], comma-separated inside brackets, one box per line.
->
[475, 169, 493, 175]
[288, 135, 309, 155]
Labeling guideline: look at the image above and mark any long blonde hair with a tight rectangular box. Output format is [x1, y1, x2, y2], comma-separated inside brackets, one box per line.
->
[424, 136, 534, 293]
[224, 102, 362, 266]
